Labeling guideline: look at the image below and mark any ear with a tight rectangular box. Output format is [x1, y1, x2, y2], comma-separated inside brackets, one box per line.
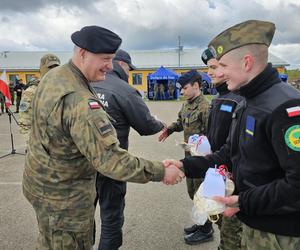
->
[244, 54, 254, 72]
[78, 48, 86, 59]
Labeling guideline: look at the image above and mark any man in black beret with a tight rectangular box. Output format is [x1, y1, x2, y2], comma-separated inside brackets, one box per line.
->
[159, 69, 210, 244]
[23, 25, 184, 250]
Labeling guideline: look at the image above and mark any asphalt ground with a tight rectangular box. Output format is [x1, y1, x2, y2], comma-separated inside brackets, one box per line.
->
[0, 101, 218, 250]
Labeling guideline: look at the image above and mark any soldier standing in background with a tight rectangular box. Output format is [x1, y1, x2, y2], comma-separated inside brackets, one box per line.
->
[22, 25, 184, 250]
[19, 54, 61, 143]
[159, 69, 210, 244]
[9, 81, 15, 105]
[93, 49, 165, 250]
[159, 83, 165, 100]
[14, 78, 25, 113]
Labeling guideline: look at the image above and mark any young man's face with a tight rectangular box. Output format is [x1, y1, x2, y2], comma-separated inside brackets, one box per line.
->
[180, 82, 199, 100]
[218, 51, 247, 91]
[207, 58, 226, 87]
[82, 51, 115, 82]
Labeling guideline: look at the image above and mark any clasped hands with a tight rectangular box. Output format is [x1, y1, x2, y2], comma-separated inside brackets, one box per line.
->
[162, 159, 184, 185]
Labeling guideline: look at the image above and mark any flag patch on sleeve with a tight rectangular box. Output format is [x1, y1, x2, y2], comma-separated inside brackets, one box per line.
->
[246, 115, 255, 136]
[88, 101, 101, 109]
[220, 104, 233, 113]
[286, 106, 300, 117]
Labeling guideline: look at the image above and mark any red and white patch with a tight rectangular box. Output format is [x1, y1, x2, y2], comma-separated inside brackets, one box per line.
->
[89, 101, 101, 109]
[286, 106, 300, 117]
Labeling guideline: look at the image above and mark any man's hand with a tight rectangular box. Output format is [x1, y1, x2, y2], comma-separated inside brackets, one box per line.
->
[213, 195, 240, 217]
[163, 165, 185, 185]
[162, 159, 183, 169]
[158, 127, 169, 142]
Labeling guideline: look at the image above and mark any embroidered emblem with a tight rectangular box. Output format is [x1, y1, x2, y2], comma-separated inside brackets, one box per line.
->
[284, 125, 300, 151]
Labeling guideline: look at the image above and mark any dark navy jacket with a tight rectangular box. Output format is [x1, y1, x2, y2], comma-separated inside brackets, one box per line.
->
[182, 64, 300, 236]
[93, 62, 164, 150]
[207, 83, 244, 153]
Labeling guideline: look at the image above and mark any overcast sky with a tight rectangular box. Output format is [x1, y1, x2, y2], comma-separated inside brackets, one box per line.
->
[0, 0, 299, 68]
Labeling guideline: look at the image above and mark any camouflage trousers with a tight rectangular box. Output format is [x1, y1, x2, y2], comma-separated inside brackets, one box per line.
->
[186, 177, 203, 200]
[217, 215, 242, 250]
[241, 223, 300, 250]
[32, 203, 94, 250]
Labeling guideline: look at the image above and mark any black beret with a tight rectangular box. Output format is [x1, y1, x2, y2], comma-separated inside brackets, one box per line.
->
[177, 70, 202, 88]
[71, 25, 122, 54]
[201, 48, 215, 65]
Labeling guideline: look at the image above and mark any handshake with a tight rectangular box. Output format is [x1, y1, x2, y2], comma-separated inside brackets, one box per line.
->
[162, 159, 185, 185]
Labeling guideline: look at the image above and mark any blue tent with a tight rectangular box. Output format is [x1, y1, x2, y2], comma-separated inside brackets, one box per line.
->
[147, 66, 179, 100]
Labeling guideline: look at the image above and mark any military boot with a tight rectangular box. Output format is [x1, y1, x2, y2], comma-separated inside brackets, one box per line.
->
[184, 222, 214, 245]
[184, 224, 201, 235]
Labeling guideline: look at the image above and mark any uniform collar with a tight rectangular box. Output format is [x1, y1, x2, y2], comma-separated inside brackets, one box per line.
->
[236, 63, 280, 99]
[68, 60, 97, 96]
[216, 82, 229, 95]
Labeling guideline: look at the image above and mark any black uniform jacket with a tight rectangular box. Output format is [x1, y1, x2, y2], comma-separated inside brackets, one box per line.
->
[182, 64, 300, 236]
[207, 83, 244, 153]
[93, 62, 164, 149]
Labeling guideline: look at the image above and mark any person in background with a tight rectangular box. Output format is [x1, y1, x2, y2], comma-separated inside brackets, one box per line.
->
[159, 69, 211, 245]
[19, 54, 61, 144]
[92, 49, 165, 250]
[14, 78, 25, 113]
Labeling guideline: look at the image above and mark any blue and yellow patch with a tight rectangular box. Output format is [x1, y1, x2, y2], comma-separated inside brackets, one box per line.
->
[246, 115, 255, 136]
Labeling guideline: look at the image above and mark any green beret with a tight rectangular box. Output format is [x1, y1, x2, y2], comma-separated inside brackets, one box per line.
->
[208, 20, 276, 59]
[71, 25, 122, 54]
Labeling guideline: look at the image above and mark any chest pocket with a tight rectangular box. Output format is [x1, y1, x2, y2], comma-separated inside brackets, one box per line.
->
[183, 110, 201, 127]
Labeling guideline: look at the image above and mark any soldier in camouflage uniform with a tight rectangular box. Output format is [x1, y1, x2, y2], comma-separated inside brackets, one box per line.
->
[159, 69, 210, 243]
[19, 54, 60, 143]
[22, 25, 184, 250]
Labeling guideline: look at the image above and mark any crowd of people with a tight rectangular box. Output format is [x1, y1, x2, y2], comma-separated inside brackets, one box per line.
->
[0, 19, 299, 250]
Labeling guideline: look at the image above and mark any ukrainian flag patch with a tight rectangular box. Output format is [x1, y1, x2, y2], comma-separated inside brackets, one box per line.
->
[246, 115, 255, 136]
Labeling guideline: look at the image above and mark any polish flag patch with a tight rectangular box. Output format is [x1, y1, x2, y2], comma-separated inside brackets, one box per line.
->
[286, 106, 300, 117]
[89, 101, 101, 109]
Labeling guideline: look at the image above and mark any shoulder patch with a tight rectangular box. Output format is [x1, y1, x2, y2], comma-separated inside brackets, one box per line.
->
[286, 106, 300, 117]
[19, 101, 30, 112]
[284, 125, 300, 152]
[88, 101, 101, 109]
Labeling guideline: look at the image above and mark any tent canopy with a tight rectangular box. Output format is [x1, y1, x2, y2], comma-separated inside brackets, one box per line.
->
[148, 66, 178, 80]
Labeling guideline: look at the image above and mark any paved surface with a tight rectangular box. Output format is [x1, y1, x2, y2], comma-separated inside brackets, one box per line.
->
[0, 101, 219, 250]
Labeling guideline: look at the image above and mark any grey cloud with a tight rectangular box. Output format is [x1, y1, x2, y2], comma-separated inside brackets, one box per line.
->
[0, 0, 100, 13]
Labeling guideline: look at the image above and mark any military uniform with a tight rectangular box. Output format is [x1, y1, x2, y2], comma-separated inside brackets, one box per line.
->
[22, 61, 165, 249]
[19, 54, 60, 144]
[18, 78, 39, 141]
[182, 20, 300, 250]
[167, 93, 209, 199]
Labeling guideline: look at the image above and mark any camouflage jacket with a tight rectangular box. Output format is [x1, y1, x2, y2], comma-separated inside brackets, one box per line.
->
[167, 94, 209, 142]
[22, 61, 164, 215]
[19, 78, 40, 135]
